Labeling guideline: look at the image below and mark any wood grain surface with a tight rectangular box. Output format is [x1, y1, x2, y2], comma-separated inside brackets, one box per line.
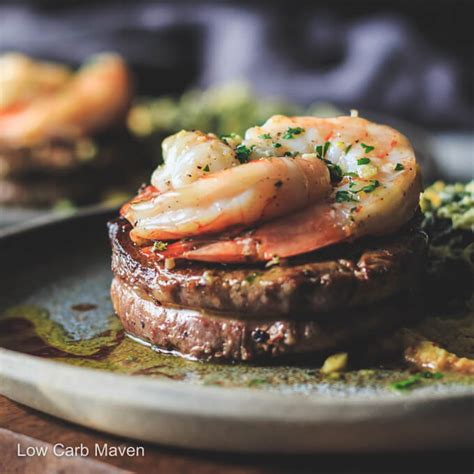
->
[0, 395, 471, 474]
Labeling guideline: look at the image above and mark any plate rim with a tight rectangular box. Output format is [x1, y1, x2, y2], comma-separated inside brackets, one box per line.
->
[1, 347, 473, 452]
[1, 347, 473, 411]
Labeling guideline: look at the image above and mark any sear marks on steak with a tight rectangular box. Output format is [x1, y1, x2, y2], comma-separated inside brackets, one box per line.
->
[111, 276, 413, 361]
[109, 217, 427, 320]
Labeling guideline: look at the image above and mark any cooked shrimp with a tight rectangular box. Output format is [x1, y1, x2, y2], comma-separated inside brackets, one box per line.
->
[164, 115, 422, 262]
[151, 130, 241, 192]
[125, 152, 331, 241]
[123, 115, 422, 262]
[0, 53, 71, 110]
[0, 54, 131, 146]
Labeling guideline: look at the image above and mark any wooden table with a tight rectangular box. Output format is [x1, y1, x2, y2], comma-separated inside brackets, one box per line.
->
[0, 395, 471, 474]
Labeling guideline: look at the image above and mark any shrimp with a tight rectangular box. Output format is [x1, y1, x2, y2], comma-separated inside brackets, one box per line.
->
[151, 130, 241, 192]
[124, 135, 331, 241]
[123, 115, 422, 262]
[0, 54, 132, 146]
[0, 53, 71, 110]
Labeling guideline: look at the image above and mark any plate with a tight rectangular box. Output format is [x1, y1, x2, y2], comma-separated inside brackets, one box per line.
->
[0, 209, 473, 453]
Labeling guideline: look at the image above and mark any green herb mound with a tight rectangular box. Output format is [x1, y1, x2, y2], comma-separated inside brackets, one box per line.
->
[420, 181, 474, 311]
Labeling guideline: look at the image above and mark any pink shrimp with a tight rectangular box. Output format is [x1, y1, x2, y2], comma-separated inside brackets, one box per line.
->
[0, 54, 132, 146]
[123, 115, 422, 262]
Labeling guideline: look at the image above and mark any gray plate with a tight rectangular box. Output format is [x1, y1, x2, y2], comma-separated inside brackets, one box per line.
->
[0, 209, 472, 453]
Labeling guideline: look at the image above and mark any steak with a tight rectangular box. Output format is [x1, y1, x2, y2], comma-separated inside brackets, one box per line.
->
[109, 217, 427, 319]
[111, 276, 414, 361]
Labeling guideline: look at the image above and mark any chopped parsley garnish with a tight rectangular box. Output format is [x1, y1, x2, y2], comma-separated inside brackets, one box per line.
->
[335, 179, 380, 203]
[314, 142, 341, 184]
[284, 151, 299, 157]
[357, 157, 371, 165]
[345, 144, 353, 154]
[220, 132, 240, 145]
[335, 191, 358, 203]
[259, 133, 272, 139]
[274, 180, 283, 188]
[361, 143, 375, 153]
[220, 132, 239, 140]
[203, 164, 210, 172]
[350, 179, 380, 194]
[391, 375, 421, 391]
[272, 142, 282, 148]
[326, 163, 343, 184]
[394, 163, 405, 171]
[357, 179, 380, 193]
[282, 127, 305, 139]
[344, 172, 358, 178]
[152, 241, 168, 252]
[315, 141, 331, 160]
[235, 144, 254, 163]
[391, 372, 443, 391]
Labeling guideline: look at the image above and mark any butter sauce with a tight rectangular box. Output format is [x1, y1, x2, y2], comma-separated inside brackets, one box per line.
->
[0, 304, 471, 394]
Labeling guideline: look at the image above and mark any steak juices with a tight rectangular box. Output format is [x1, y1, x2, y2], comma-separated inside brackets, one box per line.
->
[109, 115, 425, 361]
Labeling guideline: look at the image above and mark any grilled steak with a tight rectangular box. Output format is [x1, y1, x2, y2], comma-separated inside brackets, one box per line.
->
[111, 276, 414, 361]
[109, 217, 427, 319]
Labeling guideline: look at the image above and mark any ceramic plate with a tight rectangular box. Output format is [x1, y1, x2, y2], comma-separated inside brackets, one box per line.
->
[0, 209, 472, 453]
